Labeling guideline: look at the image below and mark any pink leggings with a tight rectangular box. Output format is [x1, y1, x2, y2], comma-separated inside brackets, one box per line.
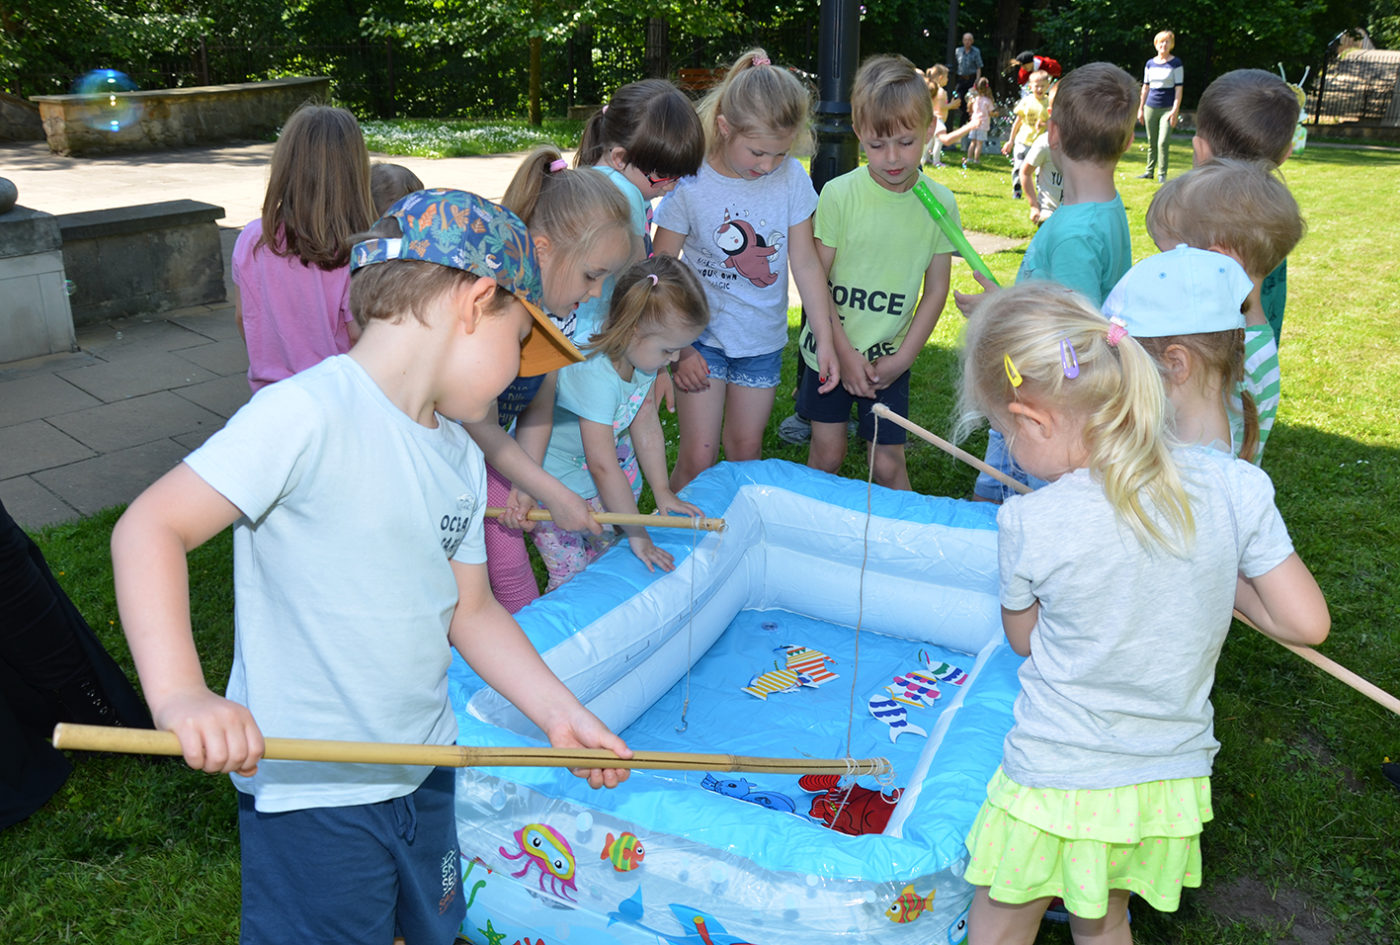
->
[483, 464, 540, 614]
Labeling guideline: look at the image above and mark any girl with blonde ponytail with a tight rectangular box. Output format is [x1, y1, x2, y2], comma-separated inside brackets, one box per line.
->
[955, 283, 1328, 943]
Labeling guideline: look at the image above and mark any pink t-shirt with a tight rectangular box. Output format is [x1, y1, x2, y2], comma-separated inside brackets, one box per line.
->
[232, 218, 354, 392]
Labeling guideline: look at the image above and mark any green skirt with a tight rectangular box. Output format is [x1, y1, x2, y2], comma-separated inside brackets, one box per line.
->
[964, 767, 1213, 919]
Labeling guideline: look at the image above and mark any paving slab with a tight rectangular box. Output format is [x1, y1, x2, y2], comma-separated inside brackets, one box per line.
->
[174, 372, 252, 420]
[0, 372, 101, 426]
[46, 389, 226, 453]
[31, 438, 189, 518]
[171, 337, 250, 376]
[0, 419, 96, 478]
[57, 349, 222, 401]
[0, 475, 80, 530]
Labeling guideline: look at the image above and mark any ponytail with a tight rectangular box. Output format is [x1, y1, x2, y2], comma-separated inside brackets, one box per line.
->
[697, 47, 813, 157]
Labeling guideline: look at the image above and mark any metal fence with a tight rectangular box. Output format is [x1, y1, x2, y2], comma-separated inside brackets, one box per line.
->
[1310, 46, 1400, 125]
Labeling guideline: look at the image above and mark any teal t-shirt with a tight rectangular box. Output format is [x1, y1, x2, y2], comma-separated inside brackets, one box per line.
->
[1016, 193, 1132, 306]
[543, 353, 656, 499]
[572, 165, 649, 344]
[1260, 258, 1286, 344]
[799, 167, 959, 369]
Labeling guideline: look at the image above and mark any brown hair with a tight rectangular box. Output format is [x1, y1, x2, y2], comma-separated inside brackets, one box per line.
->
[852, 54, 934, 137]
[1050, 62, 1138, 163]
[1146, 158, 1305, 277]
[501, 147, 635, 303]
[1195, 69, 1299, 165]
[575, 79, 706, 180]
[585, 255, 709, 365]
[698, 47, 814, 157]
[258, 104, 375, 270]
[1138, 329, 1258, 462]
[369, 162, 424, 216]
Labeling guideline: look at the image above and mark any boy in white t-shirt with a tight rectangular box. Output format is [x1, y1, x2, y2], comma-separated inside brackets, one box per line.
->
[111, 189, 632, 944]
[1018, 84, 1062, 224]
[797, 54, 960, 490]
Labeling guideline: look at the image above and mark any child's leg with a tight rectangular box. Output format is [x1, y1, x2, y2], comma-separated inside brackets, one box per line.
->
[796, 365, 852, 474]
[929, 121, 946, 165]
[670, 382, 727, 492]
[483, 464, 540, 614]
[865, 372, 911, 490]
[968, 886, 1050, 945]
[721, 384, 777, 462]
[528, 498, 612, 592]
[1067, 889, 1133, 945]
[871, 442, 909, 490]
[807, 421, 849, 473]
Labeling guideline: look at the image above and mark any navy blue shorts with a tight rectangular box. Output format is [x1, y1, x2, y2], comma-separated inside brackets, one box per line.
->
[796, 365, 910, 446]
[237, 766, 464, 944]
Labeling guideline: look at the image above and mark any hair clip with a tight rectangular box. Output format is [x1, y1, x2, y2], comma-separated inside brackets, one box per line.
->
[1106, 317, 1129, 348]
[548, 158, 568, 173]
[1059, 338, 1079, 379]
[752, 55, 771, 67]
[1003, 354, 1023, 388]
[647, 273, 659, 287]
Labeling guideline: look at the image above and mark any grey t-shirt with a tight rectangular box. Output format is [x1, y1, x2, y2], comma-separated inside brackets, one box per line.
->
[997, 447, 1294, 789]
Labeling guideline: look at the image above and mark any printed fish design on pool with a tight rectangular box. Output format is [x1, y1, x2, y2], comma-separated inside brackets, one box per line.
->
[601, 831, 646, 872]
[885, 883, 935, 923]
[868, 691, 928, 741]
[499, 822, 578, 901]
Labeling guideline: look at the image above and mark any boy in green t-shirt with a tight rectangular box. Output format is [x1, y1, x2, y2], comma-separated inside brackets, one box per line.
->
[797, 53, 960, 490]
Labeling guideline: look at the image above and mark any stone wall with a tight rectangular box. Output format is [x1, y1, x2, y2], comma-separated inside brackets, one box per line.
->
[56, 200, 225, 326]
[0, 206, 76, 362]
[0, 92, 44, 142]
[31, 76, 330, 156]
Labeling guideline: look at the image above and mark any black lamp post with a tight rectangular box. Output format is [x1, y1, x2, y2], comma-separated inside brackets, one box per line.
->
[810, 0, 860, 193]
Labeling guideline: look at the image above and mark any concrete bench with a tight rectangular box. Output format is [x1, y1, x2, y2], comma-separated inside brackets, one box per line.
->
[55, 200, 226, 327]
[31, 76, 329, 156]
[0, 206, 76, 362]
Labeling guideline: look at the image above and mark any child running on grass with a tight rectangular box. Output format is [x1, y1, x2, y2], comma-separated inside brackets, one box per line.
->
[957, 282, 1328, 945]
[654, 47, 840, 492]
[112, 189, 632, 945]
[531, 255, 710, 590]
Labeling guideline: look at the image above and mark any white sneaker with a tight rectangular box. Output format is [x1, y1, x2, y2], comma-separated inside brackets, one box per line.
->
[777, 413, 812, 444]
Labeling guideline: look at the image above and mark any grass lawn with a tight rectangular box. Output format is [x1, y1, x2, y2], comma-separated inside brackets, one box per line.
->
[2, 140, 1398, 944]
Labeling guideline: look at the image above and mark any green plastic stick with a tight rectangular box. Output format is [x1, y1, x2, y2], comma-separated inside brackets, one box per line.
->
[913, 179, 1000, 286]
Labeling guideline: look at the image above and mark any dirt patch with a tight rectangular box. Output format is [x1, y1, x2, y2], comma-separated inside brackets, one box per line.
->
[1202, 875, 1337, 945]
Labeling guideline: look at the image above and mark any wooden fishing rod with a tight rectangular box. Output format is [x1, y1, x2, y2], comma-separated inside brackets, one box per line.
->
[52, 724, 892, 776]
[872, 403, 1400, 720]
[485, 508, 726, 532]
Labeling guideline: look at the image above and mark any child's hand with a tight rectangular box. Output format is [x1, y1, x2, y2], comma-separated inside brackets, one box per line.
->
[671, 346, 710, 393]
[627, 534, 676, 573]
[652, 369, 676, 413]
[544, 710, 633, 790]
[870, 352, 911, 392]
[152, 687, 263, 776]
[652, 492, 702, 520]
[837, 345, 878, 399]
[954, 270, 1001, 318]
[500, 487, 539, 531]
[542, 485, 602, 534]
[1001, 140, 1013, 155]
[814, 340, 841, 394]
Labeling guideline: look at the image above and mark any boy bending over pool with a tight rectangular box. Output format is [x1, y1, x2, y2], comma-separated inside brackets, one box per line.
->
[111, 189, 632, 945]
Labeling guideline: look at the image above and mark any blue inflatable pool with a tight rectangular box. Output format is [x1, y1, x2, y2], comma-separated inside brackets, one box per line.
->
[449, 461, 1021, 944]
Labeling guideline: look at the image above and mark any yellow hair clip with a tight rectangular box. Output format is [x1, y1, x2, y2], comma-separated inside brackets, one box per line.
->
[1003, 353, 1023, 388]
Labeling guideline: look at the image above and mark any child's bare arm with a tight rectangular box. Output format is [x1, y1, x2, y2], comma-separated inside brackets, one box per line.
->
[875, 254, 952, 390]
[629, 399, 699, 519]
[1001, 602, 1038, 656]
[790, 217, 841, 394]
[579, 414, 683, 573]
[111, 463, 263, 775]
[652, 227, 685, 258]
[1234, 554, 1330, 647]
[449, 560, 631, 788]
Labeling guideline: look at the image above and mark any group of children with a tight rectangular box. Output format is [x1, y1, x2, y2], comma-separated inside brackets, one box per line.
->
[111, 44, 1330, 945]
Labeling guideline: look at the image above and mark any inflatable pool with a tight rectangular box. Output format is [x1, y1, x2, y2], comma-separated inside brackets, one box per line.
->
[448, 460, 1021, 944]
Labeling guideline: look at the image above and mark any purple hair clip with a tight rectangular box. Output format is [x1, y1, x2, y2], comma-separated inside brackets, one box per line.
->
[1059, 338, 1080, 379]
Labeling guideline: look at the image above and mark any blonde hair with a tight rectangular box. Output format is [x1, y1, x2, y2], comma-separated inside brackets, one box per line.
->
[259, 104, 375, 269]
[698, 47, 814, 157]
[575, 79, 706, 179]
[1137, 329, 1258, 463]
[1154, 30, 1176, 49]
[852, 54, 933, 136]
[501, 147, 634, 298]
[369, 162, 424, 216]
[1195, 69, 1299, 164]
[585, 255, 709, 364]
[1050, 62, 1138, 163]
[1146, 158, 1305, 277]
[956, 284, 1195, 554]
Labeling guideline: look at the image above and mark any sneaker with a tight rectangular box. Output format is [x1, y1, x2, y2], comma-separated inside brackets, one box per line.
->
[1383, 761, 1400, 792]
[1043, 899, 1071, 923]
[931, 161, 946, 168]
[1158, 174, 1167, 183]
[1136, 172, 1153, 179]
[777, 413, 811, 445]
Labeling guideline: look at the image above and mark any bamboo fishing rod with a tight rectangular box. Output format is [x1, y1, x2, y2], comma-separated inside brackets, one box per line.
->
[873, 403, 1400, 720]
[52, 724, 892, 777]
[485, 508, 726, 532]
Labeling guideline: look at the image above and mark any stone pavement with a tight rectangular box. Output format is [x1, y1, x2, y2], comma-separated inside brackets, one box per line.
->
[0, 139, 1022, 531]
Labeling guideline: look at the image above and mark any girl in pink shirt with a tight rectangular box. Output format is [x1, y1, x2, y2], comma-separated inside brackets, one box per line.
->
[233, 105, 375, 392]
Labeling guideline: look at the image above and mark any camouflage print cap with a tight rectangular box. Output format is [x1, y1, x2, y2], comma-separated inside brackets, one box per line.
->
[350, 188, 583, 376]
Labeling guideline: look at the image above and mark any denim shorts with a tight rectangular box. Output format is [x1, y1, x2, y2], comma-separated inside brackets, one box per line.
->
[692, 341, 783, 389]
[237, 766, 464, 944]
[796, 366, 910, 445]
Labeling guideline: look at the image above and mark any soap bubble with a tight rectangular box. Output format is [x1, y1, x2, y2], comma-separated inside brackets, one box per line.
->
[72, 69, 141, 133]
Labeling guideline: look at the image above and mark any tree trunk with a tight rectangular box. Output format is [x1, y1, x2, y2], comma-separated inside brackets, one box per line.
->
[530, 34, 542, 126]
[645, 17, 669, 78]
